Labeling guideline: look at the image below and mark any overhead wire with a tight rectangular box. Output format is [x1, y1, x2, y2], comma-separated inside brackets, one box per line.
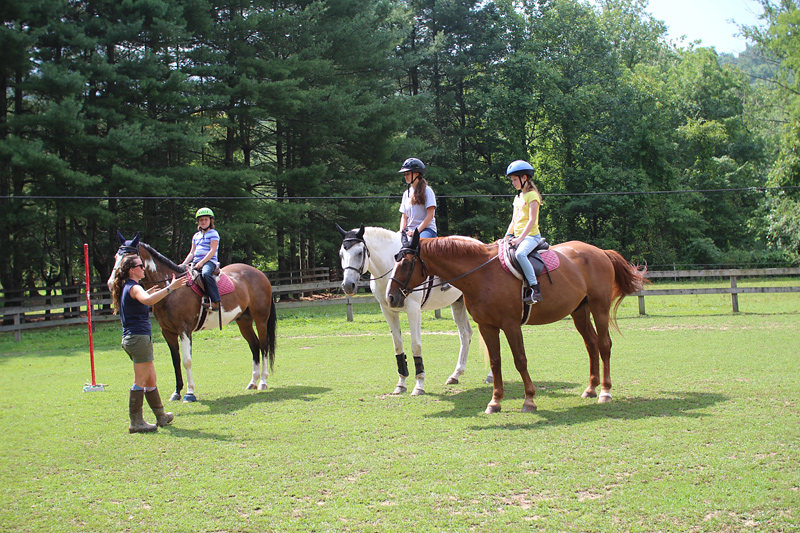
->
[2, 186, 798, 201]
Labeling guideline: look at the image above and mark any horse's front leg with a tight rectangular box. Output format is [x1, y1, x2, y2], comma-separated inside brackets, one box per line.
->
[379, 305, 408, 395]
[479, 324, 504, 414]
[502, 325, 537, 413]
[163, 331, 184, 402]
[445, 298, 472, 385]
[179, 332, 197, 402]
[406, 302, 425, 396]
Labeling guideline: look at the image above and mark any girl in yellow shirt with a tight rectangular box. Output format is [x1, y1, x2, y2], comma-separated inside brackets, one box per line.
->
[504, 160, 544, 304]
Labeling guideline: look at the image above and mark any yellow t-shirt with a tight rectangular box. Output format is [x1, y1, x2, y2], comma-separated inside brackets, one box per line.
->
[512, 190, 542, 237]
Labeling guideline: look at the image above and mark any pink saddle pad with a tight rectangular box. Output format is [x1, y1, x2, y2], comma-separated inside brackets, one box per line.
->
[188, 272, 235, 297]
[498, 240, 560, 280]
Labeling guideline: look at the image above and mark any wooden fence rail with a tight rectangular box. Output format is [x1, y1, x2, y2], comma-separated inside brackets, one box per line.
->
[0, 278, 371, 341]
[2, 268, 799, 340]
[636, 267, 800, 315]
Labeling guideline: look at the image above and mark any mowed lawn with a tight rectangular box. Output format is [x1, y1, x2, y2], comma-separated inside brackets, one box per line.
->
[1, 286, 798, 532]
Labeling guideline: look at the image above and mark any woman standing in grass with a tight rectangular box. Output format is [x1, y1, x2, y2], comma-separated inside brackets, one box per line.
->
[111, 254, 187, 433]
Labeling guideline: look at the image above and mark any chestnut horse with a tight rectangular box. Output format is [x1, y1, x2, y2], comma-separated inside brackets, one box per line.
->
[386, 230, 647, 414]
[108, 232, 277, 402]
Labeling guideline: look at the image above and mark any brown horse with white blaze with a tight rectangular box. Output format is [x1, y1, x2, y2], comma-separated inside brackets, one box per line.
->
[386, 230, 647, 414]
[108, 232, 277, 402]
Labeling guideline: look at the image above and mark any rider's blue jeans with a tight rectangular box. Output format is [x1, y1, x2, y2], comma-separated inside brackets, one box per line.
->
[198, 262, 220, 303]
[514, 233, 544, 286]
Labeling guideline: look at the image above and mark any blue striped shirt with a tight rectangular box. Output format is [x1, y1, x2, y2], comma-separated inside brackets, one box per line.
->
[192, 229, 220, 264]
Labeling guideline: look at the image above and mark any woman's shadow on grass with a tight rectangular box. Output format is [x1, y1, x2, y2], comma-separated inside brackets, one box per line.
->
[426, 380, 727, 430]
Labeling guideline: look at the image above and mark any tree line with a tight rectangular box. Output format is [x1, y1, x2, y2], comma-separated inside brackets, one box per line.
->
[2, 0, 799, 296]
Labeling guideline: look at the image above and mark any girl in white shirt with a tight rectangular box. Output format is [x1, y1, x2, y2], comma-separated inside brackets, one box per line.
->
[398, 158, 437, 239]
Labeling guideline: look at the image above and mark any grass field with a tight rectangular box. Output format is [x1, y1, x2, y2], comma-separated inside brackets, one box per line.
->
[1, 285, 799, 532]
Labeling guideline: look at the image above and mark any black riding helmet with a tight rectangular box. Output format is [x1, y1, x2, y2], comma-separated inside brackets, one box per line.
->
[398, 158, 426, 175]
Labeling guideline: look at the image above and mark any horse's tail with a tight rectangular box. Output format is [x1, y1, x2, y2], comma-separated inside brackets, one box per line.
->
[266, 296, 277, 372]
[604, 249, 649, 330]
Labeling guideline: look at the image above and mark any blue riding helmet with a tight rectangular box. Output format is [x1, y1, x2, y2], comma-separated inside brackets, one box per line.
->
[506, 160, 535, 177]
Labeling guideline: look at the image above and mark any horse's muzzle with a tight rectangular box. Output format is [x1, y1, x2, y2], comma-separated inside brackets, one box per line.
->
[341, 280, 357, 296]
[386, 291, 405, 309]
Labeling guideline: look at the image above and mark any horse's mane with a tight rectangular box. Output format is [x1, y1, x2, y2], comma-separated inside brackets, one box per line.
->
[140, 242, 187, 273]
[363, 226, 400, 247]
[423, 235, 491, 258]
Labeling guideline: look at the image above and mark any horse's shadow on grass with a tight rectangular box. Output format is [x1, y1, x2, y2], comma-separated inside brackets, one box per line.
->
[426, 380, 727, 430]
[184, 385, 331, 416]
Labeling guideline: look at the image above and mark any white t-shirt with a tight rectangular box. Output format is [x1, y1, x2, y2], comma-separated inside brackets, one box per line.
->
[399, 186, 437, 234]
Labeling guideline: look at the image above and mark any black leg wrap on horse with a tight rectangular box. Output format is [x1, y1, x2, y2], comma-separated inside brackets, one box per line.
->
[395, 352, 409, 377]
[414, 356, 424, 376]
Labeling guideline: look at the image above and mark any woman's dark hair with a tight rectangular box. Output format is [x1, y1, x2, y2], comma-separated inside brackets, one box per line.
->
[411, 176, 428, 206]
[111, 255, 139, 315]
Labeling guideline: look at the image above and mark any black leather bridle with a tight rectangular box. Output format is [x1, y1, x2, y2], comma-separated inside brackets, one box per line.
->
[390, 245, 429, 298]
[341, 236, 370, 276]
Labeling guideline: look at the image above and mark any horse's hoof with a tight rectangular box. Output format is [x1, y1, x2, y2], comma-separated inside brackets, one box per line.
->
[411, 388, 425, 396]
[168, 392, 181, 402]
[183, 393, 197, 403]
[445, 377, 459, 385]
[391, 386, 407, 395]
[245, 383, 257, 390]
[484, 376, 494, 384]
[485, 404, 501, 414]
[598, 392, 612, 403]
[522, 403, 537, 413]
[582, 390, 597, 398]
[257, 383, 268, 391]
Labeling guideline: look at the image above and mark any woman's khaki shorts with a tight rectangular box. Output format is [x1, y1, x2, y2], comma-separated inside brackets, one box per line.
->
[122, 334, 154, 364]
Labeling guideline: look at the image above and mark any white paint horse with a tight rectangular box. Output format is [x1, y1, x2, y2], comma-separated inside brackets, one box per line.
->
[337, 225, 491, 395]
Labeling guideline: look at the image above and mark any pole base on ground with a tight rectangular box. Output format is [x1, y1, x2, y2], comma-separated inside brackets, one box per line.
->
[83, 383, 106, 392]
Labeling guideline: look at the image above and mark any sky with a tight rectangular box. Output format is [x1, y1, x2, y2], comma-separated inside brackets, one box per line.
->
[643, 0, 765, 55]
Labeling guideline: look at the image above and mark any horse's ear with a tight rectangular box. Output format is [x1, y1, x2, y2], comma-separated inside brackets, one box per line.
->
[117, 230, 126, 244]
[356, 225, 365, 238]
[335, 223, 347, 237]
[400, 231, 409, 248]
[410, 228, 420, 249]
[131, 232, 141, 247]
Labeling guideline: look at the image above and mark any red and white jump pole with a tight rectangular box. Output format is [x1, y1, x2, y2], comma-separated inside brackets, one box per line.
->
[83, 243, 105, 392]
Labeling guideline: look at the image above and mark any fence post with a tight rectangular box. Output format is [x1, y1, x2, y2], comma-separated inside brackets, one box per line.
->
[14, 313, 21, 342]
[435, 309, 441, 319]
[730, 275, 739, 313]
[638, 294, 646, 316]
[346, 297, 354, 322]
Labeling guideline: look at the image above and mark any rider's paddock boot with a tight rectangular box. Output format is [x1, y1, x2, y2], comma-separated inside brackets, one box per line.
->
[522, 284, 543, 305]
[529, 284, 543, 303]
[144, 388, 174, 427]
[129, 389, 158, 433]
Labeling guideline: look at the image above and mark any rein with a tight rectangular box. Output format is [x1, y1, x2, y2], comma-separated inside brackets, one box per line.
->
[117, 247, 190, 287]
[391, 247, 499, 296]
[139, 270, 190, 288]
